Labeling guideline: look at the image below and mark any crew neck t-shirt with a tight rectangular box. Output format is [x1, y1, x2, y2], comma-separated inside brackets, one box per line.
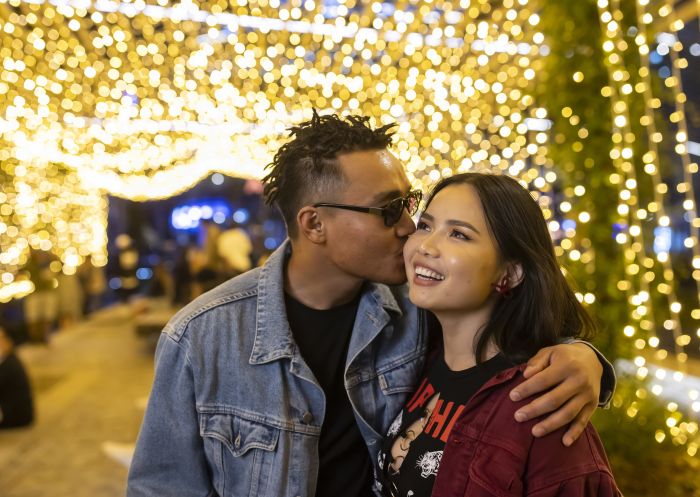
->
[285, 293, 375, 497]
[377, 352, 513, 497]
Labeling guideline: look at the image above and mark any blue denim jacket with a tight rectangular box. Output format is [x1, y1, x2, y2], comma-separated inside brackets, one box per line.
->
[127, 242, 428, 497]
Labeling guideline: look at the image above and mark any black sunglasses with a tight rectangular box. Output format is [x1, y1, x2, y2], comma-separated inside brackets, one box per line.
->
[313, 190, 423, 227]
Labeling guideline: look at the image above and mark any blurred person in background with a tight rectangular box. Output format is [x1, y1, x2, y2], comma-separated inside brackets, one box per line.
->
[187, 247, 218, 299]
[0, 327, 34, 429]
[79, 255, 107, 315]
[216, 221, 253, 279]
[148, 261, 175, 303]
[115, 234, 140, 303]
[23, 249, 58, 344]
[171, 245, 193, 306]
[56, 265, 84, 329]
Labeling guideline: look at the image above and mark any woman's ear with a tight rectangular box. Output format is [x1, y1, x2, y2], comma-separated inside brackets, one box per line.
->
[508, 262, 525, 289]
[297, 206, 326, 244]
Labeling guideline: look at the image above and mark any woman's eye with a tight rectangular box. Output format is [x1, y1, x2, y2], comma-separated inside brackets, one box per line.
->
[451, 230, 470, 241]
[416, 221, 430, 231]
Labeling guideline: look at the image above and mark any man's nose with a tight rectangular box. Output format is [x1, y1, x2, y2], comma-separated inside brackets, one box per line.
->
[395, 208, 416, 237]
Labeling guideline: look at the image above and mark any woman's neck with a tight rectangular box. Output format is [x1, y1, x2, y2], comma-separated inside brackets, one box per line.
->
[434, 307, 499, 371]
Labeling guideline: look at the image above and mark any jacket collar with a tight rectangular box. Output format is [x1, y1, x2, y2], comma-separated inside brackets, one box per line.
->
[249, 239, 403, 365]
[250, 241, 295, 364]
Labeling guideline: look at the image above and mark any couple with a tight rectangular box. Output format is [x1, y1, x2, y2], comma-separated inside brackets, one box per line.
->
[127, 113, 620, 497]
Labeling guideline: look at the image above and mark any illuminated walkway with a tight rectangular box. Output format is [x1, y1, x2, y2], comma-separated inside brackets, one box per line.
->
[0, 304, 158, 497]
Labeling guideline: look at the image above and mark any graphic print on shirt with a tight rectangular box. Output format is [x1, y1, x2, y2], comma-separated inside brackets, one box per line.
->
[380, 354, 514, 497]
[387, 410, 403, 437]
[389, 392, 433, 473]
[415, 451, 442, 478]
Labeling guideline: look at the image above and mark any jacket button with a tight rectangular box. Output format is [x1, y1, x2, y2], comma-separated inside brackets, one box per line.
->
[234, 433, 241, 449]
[302, 412, 314, 424]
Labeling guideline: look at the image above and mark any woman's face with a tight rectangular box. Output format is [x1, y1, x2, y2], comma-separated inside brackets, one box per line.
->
[403, 183, 505, 315]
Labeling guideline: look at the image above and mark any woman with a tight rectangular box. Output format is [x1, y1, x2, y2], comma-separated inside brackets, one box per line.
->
[376, 173, 621, 497]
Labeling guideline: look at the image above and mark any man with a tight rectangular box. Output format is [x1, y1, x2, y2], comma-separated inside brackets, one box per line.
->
[128, 112, 613, 497]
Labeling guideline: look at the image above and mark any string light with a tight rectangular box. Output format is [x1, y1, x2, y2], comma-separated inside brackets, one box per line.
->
[593, 0, 699, 453]
[661, 3, 700, 319]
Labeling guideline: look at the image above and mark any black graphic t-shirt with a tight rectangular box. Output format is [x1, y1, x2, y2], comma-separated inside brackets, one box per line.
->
[285, 293, 375, 497]
[378, 351, 513, 497]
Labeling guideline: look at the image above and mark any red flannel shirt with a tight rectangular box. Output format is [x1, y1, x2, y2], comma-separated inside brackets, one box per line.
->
[431, 364, 622, 497]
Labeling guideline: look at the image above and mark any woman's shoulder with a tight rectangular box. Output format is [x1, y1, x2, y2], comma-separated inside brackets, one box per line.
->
[452, 365, 620, 495]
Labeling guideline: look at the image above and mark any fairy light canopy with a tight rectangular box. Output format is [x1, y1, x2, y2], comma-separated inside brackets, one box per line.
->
[0, 0, 552, 283]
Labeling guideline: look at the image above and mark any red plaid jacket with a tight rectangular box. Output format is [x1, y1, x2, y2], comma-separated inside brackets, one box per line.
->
[431, 364, 622, 497]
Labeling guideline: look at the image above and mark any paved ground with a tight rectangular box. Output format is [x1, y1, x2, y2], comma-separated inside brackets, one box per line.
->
[0, 304, 162, 497]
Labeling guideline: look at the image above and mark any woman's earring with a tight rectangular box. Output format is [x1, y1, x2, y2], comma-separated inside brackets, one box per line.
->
[494, 276, 511, 297]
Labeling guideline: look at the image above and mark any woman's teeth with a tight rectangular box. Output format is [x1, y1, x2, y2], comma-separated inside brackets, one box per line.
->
[415, 266, 445, 281]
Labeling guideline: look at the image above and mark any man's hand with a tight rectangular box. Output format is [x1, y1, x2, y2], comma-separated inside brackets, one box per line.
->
[509, 343, 602, 446]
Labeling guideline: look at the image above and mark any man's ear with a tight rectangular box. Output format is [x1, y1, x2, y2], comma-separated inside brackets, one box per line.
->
[297, 206, 326, 244]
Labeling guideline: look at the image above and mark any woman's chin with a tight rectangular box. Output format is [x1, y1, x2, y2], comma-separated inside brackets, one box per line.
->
[408, 286, 436, 310]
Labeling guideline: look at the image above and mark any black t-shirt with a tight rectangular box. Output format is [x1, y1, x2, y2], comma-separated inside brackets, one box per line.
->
[285, 293, 374, 497]
[377, 352, 513, 497]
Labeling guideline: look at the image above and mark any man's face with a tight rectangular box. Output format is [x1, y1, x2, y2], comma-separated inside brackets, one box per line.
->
[318, 149, 416, 285]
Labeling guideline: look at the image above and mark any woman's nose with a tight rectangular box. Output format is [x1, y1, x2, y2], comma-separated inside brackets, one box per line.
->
[418, 234, 439, 257]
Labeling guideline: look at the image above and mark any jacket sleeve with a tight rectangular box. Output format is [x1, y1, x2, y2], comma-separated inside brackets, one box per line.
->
[525, 425, 623, 497]
[561, 338, 616, 407]
[127, 332, 214, 497]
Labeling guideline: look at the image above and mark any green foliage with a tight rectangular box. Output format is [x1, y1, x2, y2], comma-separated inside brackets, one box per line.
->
[536, 1, 700, 493]
[593, 374, 700, 496]
[536, 0, 630, 359]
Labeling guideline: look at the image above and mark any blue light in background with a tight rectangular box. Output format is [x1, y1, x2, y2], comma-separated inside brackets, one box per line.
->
[561, 219, 577, 231]
[612, 223, 627, 240]
[649, 50, 663, 65]
[233, 208, 250, 224]
[136, 268, 153, 280]
[264, 237, 279, 250]
[654, 226, 672, 254]
[171, 200, 232, 230]
[213, 211, 227, 224]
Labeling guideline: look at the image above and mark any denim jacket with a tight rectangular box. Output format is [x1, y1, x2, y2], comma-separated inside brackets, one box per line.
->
[127, 242, 428, 497]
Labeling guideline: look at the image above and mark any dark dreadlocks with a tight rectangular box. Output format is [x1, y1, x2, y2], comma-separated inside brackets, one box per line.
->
[262, 111, 396, 238]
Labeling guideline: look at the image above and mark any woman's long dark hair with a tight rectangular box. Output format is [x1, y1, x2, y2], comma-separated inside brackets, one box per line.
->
[422, 172, 597, 364]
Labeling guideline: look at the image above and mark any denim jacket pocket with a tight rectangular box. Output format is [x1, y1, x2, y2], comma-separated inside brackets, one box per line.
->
[377, 355, 423, 395]
[199, 411, 280, 497]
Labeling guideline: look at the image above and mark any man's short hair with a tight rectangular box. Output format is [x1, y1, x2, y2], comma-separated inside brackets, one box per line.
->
[263, 111, 395, 238]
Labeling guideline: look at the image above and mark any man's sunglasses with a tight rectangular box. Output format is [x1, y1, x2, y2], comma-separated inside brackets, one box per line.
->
[313, 190, 423, 227]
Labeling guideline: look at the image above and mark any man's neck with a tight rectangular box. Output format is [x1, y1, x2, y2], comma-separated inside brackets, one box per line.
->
[284, 243, 364, 310]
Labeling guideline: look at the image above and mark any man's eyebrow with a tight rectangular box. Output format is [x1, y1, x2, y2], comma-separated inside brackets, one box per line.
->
[420, 213, 481, 234]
